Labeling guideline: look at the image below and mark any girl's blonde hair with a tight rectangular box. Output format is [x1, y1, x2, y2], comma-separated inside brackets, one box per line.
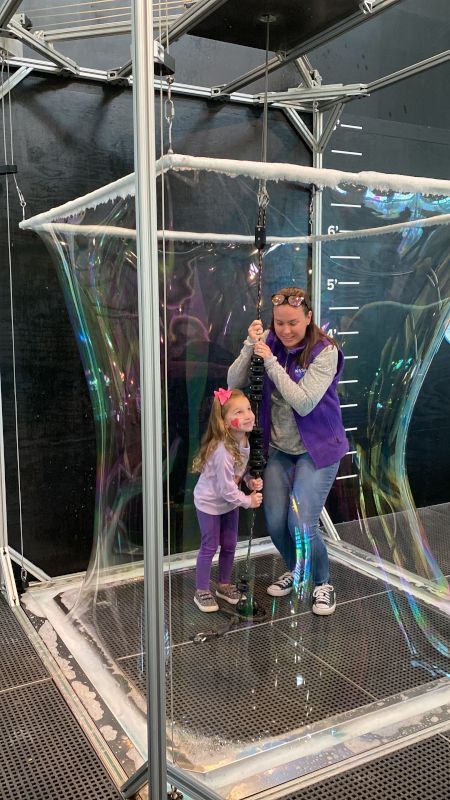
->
[192, 389, 247, 473]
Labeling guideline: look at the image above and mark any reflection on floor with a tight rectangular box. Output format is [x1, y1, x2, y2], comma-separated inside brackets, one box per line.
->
[20, 523, 450, 798]
[83, 550, 450, 748]
[336, 502, 450, 577]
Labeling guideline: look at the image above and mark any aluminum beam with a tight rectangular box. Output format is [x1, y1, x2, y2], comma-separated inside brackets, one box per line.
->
[282, 107, 315, 151]
[311, 108, 323, 327]
[122, 760, 223, 800]
[0, 377, 19, 607]
[368, 49, 450, 93]
[317, 102, 344, 153]
[0, 64, 32, 98]
[7, 18, 80, 73]
[260, 83, 368, 105]
[0, 0, 21, 28]
[131, 0, 167, 797]
[212, 0, 403, 97]
[41, 15, 181, 43]
[8, 546, 51, 582]
[294, 55, 320, 89]
[42, 21, 133, 43]
[111, 0, 228, 81]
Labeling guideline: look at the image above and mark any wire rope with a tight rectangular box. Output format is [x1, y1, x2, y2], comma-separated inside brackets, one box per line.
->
[0, 56, 26, 586]
[156, 0, 176, 775]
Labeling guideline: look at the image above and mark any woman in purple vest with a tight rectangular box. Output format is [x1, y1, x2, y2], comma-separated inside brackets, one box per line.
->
[227, 287, 348, 615]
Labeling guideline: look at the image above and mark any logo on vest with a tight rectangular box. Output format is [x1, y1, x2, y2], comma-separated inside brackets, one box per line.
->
[294, 365, 306, 380]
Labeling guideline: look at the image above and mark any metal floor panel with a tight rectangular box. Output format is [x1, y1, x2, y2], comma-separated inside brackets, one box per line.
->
[0, 595, 49, 690]
[277, 591, 450, 700]
[0, 681, 122, 800]
[336, 503, 450, 577]
[282, 734, 450, 799]
[80, 553, 385, 659]
[120, 624, 373, 743]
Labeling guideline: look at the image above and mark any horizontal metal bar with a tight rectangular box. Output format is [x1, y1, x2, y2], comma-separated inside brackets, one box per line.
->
[40, 15, 181, 43]
[7, 55, 115, 83]
[41, 20, 132, 42]
[7, 19, 80, 73]
[262, 83, 368, 103]
[368, 49, 450, 93]
[0, 0, 21, 28]
[214, 0, 403, 96]
[212, 54, 282, 96]
[158, 0, 228, 47]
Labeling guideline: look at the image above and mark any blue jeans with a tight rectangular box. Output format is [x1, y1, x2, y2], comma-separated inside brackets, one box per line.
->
[263, 447, 339, 586]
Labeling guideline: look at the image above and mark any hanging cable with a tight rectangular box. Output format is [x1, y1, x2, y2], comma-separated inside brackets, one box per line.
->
[157, 6, 178, 783]
[233, 17, 273, 619]
[1, 55, 27, 590]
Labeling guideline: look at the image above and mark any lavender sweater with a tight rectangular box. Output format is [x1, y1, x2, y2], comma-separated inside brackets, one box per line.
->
[194, 442, 252, 515]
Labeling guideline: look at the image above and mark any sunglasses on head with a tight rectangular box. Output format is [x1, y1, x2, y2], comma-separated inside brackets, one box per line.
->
[271, 293, 310, 309]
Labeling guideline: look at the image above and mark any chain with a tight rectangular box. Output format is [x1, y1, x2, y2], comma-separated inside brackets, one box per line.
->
[164, 75, 175, 155]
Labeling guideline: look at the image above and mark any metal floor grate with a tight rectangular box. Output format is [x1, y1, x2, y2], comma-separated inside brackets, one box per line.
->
[278, 591, 450, 699]
[120, 624, 373, 743]
[0, 681, 122, 800]
[78, 552, 385, 659]
[336, 503, 450, 577]
[0, 595, 49, 690]
[283, 734, 450, 799]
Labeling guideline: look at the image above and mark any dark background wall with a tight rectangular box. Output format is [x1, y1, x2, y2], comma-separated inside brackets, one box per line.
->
[1, 0, 449, 575]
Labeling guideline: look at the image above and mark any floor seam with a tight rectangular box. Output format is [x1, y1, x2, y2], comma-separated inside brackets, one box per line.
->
[0, 676, 52, 696]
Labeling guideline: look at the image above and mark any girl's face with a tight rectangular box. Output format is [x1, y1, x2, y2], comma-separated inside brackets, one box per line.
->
[224, 397, 255, 433]
[273, 304, 312, 348]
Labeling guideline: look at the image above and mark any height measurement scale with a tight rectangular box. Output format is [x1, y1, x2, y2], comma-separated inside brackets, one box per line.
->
[322, 118, 366, 485]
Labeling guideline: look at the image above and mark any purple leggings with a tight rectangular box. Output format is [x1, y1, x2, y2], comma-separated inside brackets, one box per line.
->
[195, 507, 239, 590]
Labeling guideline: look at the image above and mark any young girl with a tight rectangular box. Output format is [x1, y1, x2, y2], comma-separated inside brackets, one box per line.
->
[192, 388, 263, 612]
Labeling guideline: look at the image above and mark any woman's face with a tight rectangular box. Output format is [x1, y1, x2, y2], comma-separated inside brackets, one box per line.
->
[273, 304, 312, 348]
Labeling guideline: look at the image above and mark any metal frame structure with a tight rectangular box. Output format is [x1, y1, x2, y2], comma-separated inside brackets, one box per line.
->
[0, 377, 19, 607]
[1, 2, 450, 799]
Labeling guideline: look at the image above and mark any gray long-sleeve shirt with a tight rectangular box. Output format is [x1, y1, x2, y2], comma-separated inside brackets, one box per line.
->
[227, 331, 338, 455]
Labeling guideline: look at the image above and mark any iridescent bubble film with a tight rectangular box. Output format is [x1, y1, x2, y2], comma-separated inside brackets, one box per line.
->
[25, 168, 450, 786]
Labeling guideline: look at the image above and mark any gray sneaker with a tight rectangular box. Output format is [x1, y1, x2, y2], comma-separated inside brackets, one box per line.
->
[215, 585, 242, 605]
[267, 571, 294, 597]
[194, 590, 219, 613]
[312, 584, 336, 616]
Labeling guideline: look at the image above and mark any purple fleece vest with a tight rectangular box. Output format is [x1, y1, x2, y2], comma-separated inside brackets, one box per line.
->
[260, 331, 349, 469]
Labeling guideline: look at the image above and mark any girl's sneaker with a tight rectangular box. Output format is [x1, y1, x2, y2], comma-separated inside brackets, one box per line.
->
[215, 584, 242, 605]
[194, 590, 219, 613]
[267, 571, 294, 597]
[312, 584, 336, 616]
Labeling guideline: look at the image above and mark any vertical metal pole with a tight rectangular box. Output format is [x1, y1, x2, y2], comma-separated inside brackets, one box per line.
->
[131, 2, 167, 796]
[311, 106, 323, 324]
[313, 108, 342, 543]
[0, 375, 19, 606]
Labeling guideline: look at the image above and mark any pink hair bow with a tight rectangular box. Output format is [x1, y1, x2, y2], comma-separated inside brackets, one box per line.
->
[214, 388, 232, 406]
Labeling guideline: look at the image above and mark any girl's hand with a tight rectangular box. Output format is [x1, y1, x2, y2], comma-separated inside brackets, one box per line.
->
[249, 491, 263, 508]
[248, 320, 264, 343]
[253, 340, 272, 361]
[247, 477, 263, 491]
